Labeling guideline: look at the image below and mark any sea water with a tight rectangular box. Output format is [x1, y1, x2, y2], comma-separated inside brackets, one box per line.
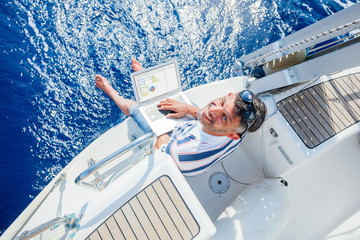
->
[0, 0, 359, 234]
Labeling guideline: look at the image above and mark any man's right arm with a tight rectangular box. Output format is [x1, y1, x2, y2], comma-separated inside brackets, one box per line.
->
[154, 99, 198, 149]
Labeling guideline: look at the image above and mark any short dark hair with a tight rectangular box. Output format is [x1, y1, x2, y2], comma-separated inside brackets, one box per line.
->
[234, 92, 267, 133]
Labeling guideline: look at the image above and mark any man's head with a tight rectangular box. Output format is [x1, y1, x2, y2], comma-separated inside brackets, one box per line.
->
[197, 90, 267, 139]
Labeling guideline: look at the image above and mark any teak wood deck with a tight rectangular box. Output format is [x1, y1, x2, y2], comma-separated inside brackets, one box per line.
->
[278, 72, 360, 148]
[86, 176, 200, 240]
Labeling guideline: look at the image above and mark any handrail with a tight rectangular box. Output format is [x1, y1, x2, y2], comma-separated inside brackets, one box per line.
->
[3, 174, 67, 240]
[75, 132, 156, 185]
[15, 217, 71, 240]
[243, 18, 360, 68]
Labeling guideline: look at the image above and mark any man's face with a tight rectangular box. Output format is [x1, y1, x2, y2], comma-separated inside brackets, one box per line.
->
[197, 93, 242, 137]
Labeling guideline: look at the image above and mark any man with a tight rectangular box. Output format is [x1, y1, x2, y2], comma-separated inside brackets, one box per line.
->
[95, 58, 266, 176]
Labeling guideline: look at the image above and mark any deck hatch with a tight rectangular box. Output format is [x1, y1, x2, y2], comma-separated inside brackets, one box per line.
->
[277, 73, 360, 148]
[86, 175, 200, 240]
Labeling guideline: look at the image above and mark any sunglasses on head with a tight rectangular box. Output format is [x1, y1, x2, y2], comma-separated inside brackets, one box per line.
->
[239, 90, 256, 136]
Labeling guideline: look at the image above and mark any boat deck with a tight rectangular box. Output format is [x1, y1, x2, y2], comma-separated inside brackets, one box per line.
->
[86, 176, 200, 240]
[278, 72, 360, 148]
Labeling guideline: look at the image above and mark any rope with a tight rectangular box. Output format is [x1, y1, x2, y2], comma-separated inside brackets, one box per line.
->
[64, 213, 81, 240]
[244, 18, 360, 68]
[52, 213, 80, 240]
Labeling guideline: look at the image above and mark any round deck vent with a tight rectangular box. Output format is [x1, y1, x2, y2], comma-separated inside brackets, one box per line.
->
[209, 172, 230, 194]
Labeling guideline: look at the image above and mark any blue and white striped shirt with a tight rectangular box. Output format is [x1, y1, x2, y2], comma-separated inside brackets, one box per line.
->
[161, 120, 245, 176]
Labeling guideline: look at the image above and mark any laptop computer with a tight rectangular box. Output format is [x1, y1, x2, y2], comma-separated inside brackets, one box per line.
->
[131, 59, 193, 136]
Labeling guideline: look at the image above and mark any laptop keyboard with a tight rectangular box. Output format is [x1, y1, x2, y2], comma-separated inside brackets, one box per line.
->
[144, 94, 187, 122]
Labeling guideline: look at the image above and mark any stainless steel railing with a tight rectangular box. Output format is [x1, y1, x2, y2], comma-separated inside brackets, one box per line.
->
[15, 216, 73, 240]
[75, 132, 156, 187]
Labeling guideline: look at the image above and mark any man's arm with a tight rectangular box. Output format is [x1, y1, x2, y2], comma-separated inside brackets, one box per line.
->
[154, 99, 198, 149]
[157, 99, 199, 119]
[155, 133, 170, 149]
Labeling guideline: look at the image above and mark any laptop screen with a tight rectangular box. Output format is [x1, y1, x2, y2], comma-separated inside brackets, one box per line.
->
[132, 61, 180, 104]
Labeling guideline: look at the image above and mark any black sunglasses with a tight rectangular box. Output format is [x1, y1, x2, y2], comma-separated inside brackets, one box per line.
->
[239, 90, 256, 136]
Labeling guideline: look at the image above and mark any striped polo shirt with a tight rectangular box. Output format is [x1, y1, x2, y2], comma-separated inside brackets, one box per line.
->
[161, 119, 245, 176]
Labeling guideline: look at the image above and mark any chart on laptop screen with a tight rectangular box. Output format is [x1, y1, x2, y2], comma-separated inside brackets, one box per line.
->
[134, 63, 179, 103]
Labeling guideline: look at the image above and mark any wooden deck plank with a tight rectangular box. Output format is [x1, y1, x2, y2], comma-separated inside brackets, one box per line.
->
[321, 82, 356, 124]
[346, 75, 360, 98]
[129, 197, 160, 240]
[351, 74, 360, 91]
[153, 180, 193, 240]
[145, 186, 183, 239]
[334, 77, 360, 113]
[340, 77, 360, 107]
[105, 217, 125, 240]
[313, 84, 353, 126]
[292, 94, 328, 141]
[307, 87, 347, 130]
[302, 89, 342, 133]
[278, 100, 314, 148]
[281, 99, 318, 147]
[113, 208, 137, 240]
[297, 93, 336, 136]
[325, 80, 360, 121]
[137, 191, 171, 240]
[160, 177, 199, 236]
[121, 203, 148, 240]
[88, 231, 102, 240]
[97, 223, 114, 240]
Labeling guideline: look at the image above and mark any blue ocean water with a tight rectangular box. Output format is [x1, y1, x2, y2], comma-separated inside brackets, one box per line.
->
[0, 0, 359, 235]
